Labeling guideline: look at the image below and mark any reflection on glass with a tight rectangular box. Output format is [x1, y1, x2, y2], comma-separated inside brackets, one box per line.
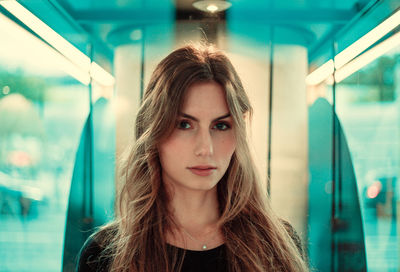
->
[0, 12, 88, 271]
[336, 43, 400, 271]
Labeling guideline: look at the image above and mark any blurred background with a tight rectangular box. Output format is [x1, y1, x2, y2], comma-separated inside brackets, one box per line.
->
[0, 0, 399, 271]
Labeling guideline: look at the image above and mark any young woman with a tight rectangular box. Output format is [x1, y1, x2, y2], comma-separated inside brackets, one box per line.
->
[77, 44, 308, 272]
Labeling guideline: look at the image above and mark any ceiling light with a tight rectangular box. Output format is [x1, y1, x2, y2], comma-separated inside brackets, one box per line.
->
[193, 1, 232, 13]
[207, 4, 218, 12]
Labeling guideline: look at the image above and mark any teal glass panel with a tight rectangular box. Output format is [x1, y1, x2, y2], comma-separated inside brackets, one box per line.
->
[308, 98, 334, 271]
[91, 97, 116, 227]
[0, 12, 89, 271]
[332, 107, 367, 271]
[63, 95, 116, 271]
[335, 43, 400, 271]
[62, 116, 93, 272]
[308, 97, 367, 271]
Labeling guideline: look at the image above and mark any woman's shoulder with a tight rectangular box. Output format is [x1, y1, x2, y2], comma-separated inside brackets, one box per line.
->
[76, 225, 116, 272]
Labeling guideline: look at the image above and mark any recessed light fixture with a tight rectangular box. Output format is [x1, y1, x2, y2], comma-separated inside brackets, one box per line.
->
[193, 0, 232, 13]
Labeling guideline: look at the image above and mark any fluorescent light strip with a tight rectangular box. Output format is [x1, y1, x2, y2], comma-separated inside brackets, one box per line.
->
[0, 1, 90, 70]
[306, 9, 400, 86]
[60, 57, 91, 85]
[335, 31, 400, 83]
[90, 62, 115, 87]
[305, 60, 334, 85]
[0, 10, 90, 85]
[0, 0, 114, 87]
[334, 9, 400, 70]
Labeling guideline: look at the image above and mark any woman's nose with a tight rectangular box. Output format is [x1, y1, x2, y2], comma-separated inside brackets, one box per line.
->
[194, 129, 214, 157]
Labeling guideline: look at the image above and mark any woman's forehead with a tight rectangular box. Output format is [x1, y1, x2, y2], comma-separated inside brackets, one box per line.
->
[180, 81, 229, 116]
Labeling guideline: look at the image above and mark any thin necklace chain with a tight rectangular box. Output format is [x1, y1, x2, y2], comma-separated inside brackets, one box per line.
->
[180, 226, 219, 250]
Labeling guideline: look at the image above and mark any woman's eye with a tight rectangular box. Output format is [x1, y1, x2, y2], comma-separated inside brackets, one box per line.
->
[177, 120, 191, 129]
[213, 122, 231, 131]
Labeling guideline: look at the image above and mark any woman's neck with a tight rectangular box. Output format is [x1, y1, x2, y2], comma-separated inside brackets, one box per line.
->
[169, 186, 220, 231]
[165, 185, 225, 250]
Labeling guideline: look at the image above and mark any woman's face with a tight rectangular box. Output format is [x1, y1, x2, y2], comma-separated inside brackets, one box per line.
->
[158, 81, 236, 193]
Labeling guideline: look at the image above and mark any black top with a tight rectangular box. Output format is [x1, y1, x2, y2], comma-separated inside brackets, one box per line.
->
[177, 245, 227, 272]
[76, 221, 304, 272]
[76, 237, 227, 272]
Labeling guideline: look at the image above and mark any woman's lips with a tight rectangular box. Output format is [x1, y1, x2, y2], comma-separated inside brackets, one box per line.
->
[188, 166, 217, 176]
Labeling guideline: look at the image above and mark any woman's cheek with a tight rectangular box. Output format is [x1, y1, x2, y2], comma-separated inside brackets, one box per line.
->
[219, 135, 236, 157]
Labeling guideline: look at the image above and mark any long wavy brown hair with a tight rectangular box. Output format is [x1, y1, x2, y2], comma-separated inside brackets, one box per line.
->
[98, 44, 308, 271]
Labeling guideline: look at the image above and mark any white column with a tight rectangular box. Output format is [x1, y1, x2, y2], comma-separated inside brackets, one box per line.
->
[227, 49, 270, 193]
[114, 44, 142, 161]
[270, 44, 309, 237]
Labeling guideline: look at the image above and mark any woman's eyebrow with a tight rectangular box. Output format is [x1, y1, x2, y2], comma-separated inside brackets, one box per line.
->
[179, 112, 231, 122]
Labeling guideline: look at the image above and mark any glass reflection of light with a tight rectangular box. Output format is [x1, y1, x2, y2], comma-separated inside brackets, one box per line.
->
[2, 86, 10, 95]
[366, 181, 382, 199]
